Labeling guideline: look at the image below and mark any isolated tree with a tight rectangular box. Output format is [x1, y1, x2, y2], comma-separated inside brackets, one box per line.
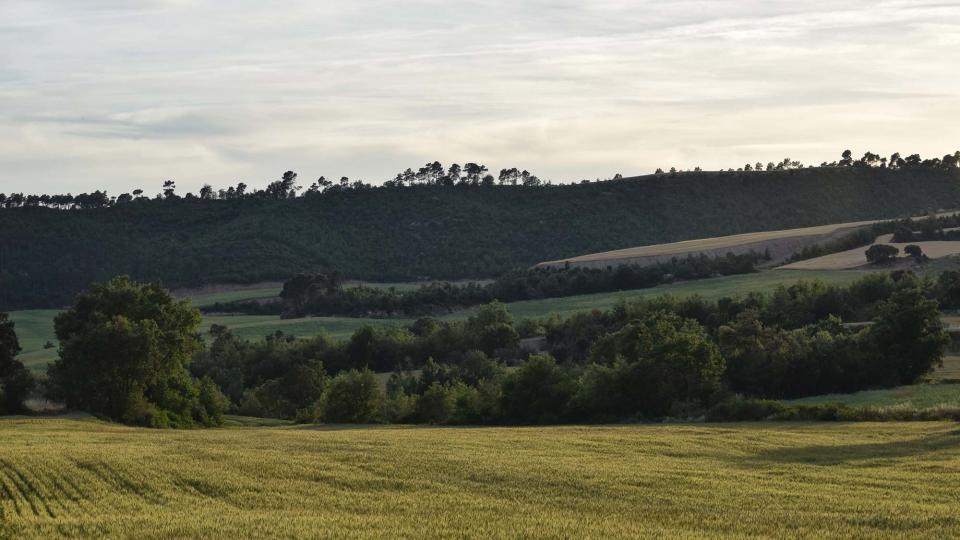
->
[0, 313, 34, 413]
[162, 180, 177, 199]
[840, 150, 853, 166]
[904, 244, 924, 261]
[47, 277, 226, 427]
[865, 244, 899, 265]
[199, 184, 214, 200]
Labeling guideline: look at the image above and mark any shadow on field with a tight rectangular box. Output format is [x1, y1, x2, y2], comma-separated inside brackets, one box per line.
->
[753, 429, 960, 466]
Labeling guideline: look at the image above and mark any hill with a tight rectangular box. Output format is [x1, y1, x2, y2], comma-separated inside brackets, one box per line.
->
[3, 166, 959, 310]
[1, 418, 959, 538]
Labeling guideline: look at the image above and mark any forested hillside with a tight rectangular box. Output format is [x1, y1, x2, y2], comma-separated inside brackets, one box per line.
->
[2, 166, 959, 309]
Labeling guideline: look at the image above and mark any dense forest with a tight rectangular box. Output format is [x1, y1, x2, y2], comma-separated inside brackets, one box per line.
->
[2, 152, 960, 310]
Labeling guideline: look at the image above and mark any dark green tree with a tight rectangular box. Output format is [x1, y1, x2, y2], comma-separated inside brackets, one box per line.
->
[320, 368, 383, 423]
[47, 277, 227, 427]
[584, 312, 724, 417]
[904, 244, 924, 261]
[499, 354, 577, 424]
[0, 313, 34, 413]
[866, 285, 950, 386]
[865, 244, 899, 265]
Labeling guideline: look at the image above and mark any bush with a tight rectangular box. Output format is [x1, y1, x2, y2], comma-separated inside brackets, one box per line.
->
[706, 398, 787, 422]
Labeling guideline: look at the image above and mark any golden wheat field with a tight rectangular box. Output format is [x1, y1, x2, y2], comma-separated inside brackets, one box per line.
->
[1, 419, 960, 539]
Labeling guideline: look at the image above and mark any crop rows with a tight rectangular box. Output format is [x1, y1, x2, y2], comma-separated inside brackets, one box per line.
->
[1, 419, 960, 538]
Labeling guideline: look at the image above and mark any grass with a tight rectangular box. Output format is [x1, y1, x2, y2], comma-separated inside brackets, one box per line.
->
[6, 310, 60, 373]
[186, 280, 493, 308]
[496, 269, 874, 320]
[784, 383, 960, 409]
[185, 287, 282, 308]
[1, 419, 960, 538]
[200, 314, 413, 342]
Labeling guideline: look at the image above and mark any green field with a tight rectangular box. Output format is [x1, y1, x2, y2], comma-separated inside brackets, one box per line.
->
[185, 286, 283, 308]
[496, 269, 873, 320]
[4, 270, 883, 373]
[0, 419, 959, 538]
[785, 383, 960, 409]
[186, 280, 493, 308]
[201, 314, 413, 343]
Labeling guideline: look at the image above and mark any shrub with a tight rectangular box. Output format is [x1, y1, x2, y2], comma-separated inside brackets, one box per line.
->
[705, 398, 787, 422]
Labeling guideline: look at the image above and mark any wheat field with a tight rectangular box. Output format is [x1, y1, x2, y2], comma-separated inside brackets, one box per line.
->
[1, 418, 959, 539]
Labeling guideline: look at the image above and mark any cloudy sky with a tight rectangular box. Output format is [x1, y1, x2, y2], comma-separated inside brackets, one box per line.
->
[1, 0, 959, 194]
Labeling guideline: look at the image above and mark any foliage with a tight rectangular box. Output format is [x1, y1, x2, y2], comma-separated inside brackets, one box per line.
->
[579, 312, 723, 418]
[0, 313, 34, 414]
[320, 369, 383, 423]
[5, 165, 960, 311]
[247, 252, 764, 318]
[865, 244, 900, 265]
[499, 355, 578, 424]
[46, 277, 226, 427]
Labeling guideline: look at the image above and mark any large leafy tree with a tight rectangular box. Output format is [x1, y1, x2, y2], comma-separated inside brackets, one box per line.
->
[0, 313, 33, 413]
[584, 311, 724, 418]
[867, 285, 950, 386]
[48, 276, 226, 427]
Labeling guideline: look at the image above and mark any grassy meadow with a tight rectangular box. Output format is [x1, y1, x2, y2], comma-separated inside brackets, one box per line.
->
[1, 419, 960, 539]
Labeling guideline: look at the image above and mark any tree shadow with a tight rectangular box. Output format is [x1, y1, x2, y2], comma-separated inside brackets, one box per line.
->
[751, 427, 960, 466]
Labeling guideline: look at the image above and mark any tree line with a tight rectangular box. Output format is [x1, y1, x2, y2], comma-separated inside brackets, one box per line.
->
[209, 252, 765, 318]
[5, 162, 960, 312]
[4, 270, 954, 425]
[4, 150, 960, 210]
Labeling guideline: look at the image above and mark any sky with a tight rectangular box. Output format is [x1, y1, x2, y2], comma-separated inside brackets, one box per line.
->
[1, 0, 959, 195]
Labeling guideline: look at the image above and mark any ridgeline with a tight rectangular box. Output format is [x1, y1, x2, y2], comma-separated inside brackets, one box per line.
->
[2, 166, 959, 309]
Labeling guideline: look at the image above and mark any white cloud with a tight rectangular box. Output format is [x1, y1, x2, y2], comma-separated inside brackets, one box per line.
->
[0, 0, 959, 194]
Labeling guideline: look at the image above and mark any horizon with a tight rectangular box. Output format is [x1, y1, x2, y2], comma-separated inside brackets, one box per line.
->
[2, 1, 960, 194]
